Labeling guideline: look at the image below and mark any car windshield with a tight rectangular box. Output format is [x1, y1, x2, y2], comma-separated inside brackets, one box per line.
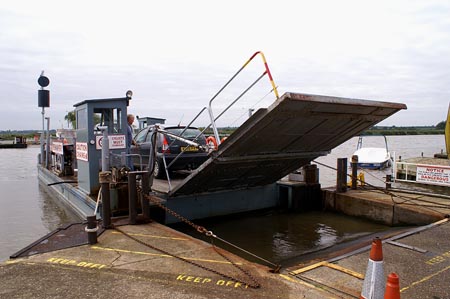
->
[166, 128, 202, 140]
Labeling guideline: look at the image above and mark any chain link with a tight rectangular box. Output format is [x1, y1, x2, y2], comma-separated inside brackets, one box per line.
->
[133, 185, 261, 288]
[114, 226, 260, 288]
[140, 187, 209, 234]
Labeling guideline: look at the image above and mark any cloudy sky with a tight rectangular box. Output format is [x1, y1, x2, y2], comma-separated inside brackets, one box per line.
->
[1, 0, 449, 130]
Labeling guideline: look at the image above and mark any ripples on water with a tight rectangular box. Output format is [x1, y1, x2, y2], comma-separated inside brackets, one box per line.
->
[176, 210, 388, 265]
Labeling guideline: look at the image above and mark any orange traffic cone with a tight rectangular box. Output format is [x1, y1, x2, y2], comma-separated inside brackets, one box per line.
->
[384, 273, 400, 299]
[360, 237, 385, 299]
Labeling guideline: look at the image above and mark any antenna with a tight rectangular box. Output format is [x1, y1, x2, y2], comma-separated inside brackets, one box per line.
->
[177, 114, 184, 127]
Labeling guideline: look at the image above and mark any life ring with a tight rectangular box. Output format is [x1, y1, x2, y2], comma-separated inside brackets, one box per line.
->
[206, 136, 217, 150]
[220, 137, 228, 143]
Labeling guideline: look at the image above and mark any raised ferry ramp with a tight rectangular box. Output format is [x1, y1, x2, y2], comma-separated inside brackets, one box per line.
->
[169, 92, 407, 196]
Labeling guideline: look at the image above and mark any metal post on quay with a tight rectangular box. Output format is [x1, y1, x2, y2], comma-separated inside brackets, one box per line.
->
[386, 174, 392, 190]
[100, 172, 112, 228]
[128, 172, 138, 225]
[128, 171, 151, 224]
[140, 171, 150, 220]
[86, 215, 98, 245]
[351, 155, 358, 190]
[337, 158, 348, 193]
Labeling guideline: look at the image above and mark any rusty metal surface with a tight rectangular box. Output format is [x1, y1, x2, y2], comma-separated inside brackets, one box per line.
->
[170, 92, 406, 196]
[10, 223, 105, 259]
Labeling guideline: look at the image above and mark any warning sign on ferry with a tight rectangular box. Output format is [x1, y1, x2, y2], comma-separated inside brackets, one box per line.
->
[51, 142, 64, 155]
[95, 135, 126, 150]
[416, 165, 450, 186]
[76, 142, 89, 161]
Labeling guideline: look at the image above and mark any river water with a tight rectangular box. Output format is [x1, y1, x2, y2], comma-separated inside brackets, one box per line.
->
[0, 135, 446, 263]
[0, 146, 79, 262]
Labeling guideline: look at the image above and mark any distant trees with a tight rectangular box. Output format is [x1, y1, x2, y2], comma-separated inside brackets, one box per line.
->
[363, 124, 444, 135]
[64, 111, 76, 129]
[436, 121, 446, 130]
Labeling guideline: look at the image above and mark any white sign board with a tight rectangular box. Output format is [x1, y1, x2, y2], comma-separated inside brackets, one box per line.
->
[95, 135, 126, 150]
[76, 142, 89, 161]
[416, 164, 450, 186]
[51, 141, 64, 155]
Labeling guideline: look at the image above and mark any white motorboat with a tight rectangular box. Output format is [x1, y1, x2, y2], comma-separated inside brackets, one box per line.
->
[352, 135, 392, 169]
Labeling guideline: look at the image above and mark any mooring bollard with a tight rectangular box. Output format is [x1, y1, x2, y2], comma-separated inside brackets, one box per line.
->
[336, 158, 348, 192]
[128, 172, 137, 225]
[351, 155, 358, 190]
[99, 171, 112, 228]
[141, 172, 150, 220]
[386, 174, 392, 190]
[86, 215, 98, 245]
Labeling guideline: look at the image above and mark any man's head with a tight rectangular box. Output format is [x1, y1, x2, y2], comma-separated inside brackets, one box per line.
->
[127, 114, 135, 125]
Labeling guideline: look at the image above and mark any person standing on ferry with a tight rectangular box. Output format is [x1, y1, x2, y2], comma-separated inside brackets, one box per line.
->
[126, 114, 137, 170]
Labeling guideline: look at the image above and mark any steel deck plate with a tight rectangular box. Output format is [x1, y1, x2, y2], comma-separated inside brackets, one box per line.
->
[170, 92, 406, 196]
[10, 223, 105, 259]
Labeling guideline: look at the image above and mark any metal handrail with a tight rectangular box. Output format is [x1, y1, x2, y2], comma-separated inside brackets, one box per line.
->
[109, 152, 143, 170]
[208, 51, 279, 146]
[167, 107, 208, 149]
[158, 51, 280, 178]
[152, 127, 206, 189]
[163, 107, 210, 172]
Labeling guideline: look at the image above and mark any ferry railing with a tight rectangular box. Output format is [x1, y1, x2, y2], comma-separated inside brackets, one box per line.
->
[161, 154, 172, 191]
[393, 160, 450, 187]
[109, 152, 143, 171]
[393, 161, 416, 183]
[166, 107, 208, 170]
[152, 126, 208, 192]
[208, 51, 279, 146]
[155, 51, 280, 188]
[172, 51, 279, 153]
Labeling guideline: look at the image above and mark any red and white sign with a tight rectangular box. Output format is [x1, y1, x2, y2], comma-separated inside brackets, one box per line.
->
[95, 135, 126, 150]
[51, 141, 64, 155]
[76, 142, 89, 161]
[416, 164, 450, 186]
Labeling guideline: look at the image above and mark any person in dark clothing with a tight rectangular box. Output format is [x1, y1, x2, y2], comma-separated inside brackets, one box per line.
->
[126, 114, 137, 170]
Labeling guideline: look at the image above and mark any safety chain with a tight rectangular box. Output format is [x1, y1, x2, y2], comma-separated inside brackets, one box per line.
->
[143, 191, 209, 235]
[209, 237, 262, 287]
[115, 225, 260, 288]
[131, 185, 261, 289]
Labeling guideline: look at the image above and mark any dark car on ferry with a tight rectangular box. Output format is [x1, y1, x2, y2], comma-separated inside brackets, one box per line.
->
[131, 125, 209, 178]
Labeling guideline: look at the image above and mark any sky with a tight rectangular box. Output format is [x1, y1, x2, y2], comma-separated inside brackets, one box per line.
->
[1, 0, 449, 130]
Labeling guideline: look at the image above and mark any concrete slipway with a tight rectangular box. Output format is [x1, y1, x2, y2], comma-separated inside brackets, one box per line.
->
[1, 191, 450, 299]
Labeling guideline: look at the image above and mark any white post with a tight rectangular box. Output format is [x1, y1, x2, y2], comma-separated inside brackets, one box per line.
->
[40, 107, 45, 164]
[45, 117, 50, 168]
[99, 126, 109, 172]
[208, 107, 221, 147]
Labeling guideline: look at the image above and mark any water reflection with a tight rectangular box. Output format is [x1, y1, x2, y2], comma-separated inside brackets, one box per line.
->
[176, 210, 388, 265]
[37, 183, 80, 232]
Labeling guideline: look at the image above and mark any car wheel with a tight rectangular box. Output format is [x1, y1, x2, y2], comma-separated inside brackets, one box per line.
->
[153, 159, 165, 179]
